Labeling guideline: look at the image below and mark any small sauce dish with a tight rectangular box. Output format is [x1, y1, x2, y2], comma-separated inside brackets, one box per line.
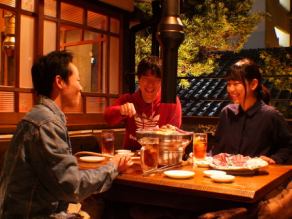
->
[210, 174, 235, 183]
[203, 170, 226, 178]
[115, 149, 134, 156]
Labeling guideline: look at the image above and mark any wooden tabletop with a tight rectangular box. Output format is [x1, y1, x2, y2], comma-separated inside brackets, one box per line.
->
[118, 164, 291, 200]
[78, 157, 292, 211]
[102, 162, 292, 211]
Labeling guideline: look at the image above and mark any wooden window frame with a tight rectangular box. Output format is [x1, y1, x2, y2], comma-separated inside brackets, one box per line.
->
[0, 0, 127, 133]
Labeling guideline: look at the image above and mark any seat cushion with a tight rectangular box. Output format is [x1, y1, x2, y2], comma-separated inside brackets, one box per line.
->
[258, 181, 292, 219]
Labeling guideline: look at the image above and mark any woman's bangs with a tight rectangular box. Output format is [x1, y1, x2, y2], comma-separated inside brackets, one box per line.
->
[225, 66, 243, 81]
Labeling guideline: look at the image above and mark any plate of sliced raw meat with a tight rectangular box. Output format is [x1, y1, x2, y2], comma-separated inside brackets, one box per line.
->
[209, 153, 268, 175]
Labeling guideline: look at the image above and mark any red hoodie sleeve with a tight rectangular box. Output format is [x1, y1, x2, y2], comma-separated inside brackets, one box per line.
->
[104, 105, 123, 125]
[104, 94, 131, 125]
[159, 96, 182, 128]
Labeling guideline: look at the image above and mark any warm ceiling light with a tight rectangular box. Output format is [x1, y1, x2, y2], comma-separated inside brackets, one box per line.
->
[2, 35, 15, 56]
[2, 11, 15, 56]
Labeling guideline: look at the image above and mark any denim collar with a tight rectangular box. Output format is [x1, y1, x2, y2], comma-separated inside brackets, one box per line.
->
[39, 96, 67, 125]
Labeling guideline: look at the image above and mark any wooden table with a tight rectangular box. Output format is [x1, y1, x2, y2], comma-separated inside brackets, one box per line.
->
[101, 163, 292, 213]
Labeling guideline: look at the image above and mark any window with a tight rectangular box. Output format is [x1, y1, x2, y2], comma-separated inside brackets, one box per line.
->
[44, 0, 56, 17]
[58, 2, 121, 113]
[274, 27, 290, 47]
[21, 0, 35, 12]
[20, 15, 34, 88]
[0, 0, 123, 126]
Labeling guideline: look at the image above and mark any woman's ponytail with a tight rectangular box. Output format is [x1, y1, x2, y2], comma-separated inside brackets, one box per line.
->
[259, 84, 270, 105]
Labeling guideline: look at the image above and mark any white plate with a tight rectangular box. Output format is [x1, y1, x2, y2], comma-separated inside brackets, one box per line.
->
[79, 156, 105, 163]
[164, 170, 195, 179]
[203, 170, 226, 178]
[211, 174, 235, 183]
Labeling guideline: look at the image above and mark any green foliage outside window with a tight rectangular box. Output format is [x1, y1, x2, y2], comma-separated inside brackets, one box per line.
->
[134, 0, 263, 88]
[135, 31, 152, 68]
[259, 50, 292, 91]
[258, 49, 292, 118]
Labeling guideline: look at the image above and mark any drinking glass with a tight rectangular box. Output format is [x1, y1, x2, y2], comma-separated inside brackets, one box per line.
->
[100, 130, 115, 156]
[139, 137, 159, 173]
[193, 133, 208, 161]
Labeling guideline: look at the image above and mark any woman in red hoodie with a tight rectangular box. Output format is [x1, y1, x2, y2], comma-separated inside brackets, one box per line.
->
[104, 56, 182, 150]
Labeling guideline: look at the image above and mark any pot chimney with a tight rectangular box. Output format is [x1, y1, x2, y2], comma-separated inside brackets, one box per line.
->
[157, 0, 184, 103]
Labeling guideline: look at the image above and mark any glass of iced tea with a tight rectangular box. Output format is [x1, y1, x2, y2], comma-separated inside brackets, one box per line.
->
[100, 130, 115, 156]
[193, 133, 207, 161]
[139, 137, 159, 173]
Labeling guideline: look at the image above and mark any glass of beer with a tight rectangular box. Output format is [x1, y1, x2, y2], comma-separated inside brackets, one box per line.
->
[193, 133, 207, 161]
[139, 137, 159, 173]
[100, 130, 115, 156]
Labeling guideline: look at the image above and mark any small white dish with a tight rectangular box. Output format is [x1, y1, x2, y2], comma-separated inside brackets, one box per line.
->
[79, 156, 105, 163]
[211, 174, 235, 183]
[203, 170, 226, 178]
[115, 149, 134, 156]
[194, 160, 210, 167]
[193, 156, 213, 167]
[164, 170, 195, 179]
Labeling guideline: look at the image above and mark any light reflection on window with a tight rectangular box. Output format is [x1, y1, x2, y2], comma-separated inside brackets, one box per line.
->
[0, 10, 16, 87]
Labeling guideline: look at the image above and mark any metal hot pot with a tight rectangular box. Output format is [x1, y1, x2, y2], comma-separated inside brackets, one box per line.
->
[136, 127, 192, 166]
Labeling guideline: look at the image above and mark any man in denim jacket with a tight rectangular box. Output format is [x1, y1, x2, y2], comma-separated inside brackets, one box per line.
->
[0, 51, 131, 218]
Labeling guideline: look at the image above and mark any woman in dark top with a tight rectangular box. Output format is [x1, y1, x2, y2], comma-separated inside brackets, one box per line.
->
[213, 58, 292, 164]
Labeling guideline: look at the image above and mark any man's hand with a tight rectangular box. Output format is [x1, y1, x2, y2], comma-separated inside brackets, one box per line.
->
[111, 155, 133, 173]
[120, 102, 136, 118]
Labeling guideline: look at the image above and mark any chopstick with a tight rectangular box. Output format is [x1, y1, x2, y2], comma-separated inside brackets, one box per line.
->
[142, 163, 182, 176]
[74, 151, 138, 159]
